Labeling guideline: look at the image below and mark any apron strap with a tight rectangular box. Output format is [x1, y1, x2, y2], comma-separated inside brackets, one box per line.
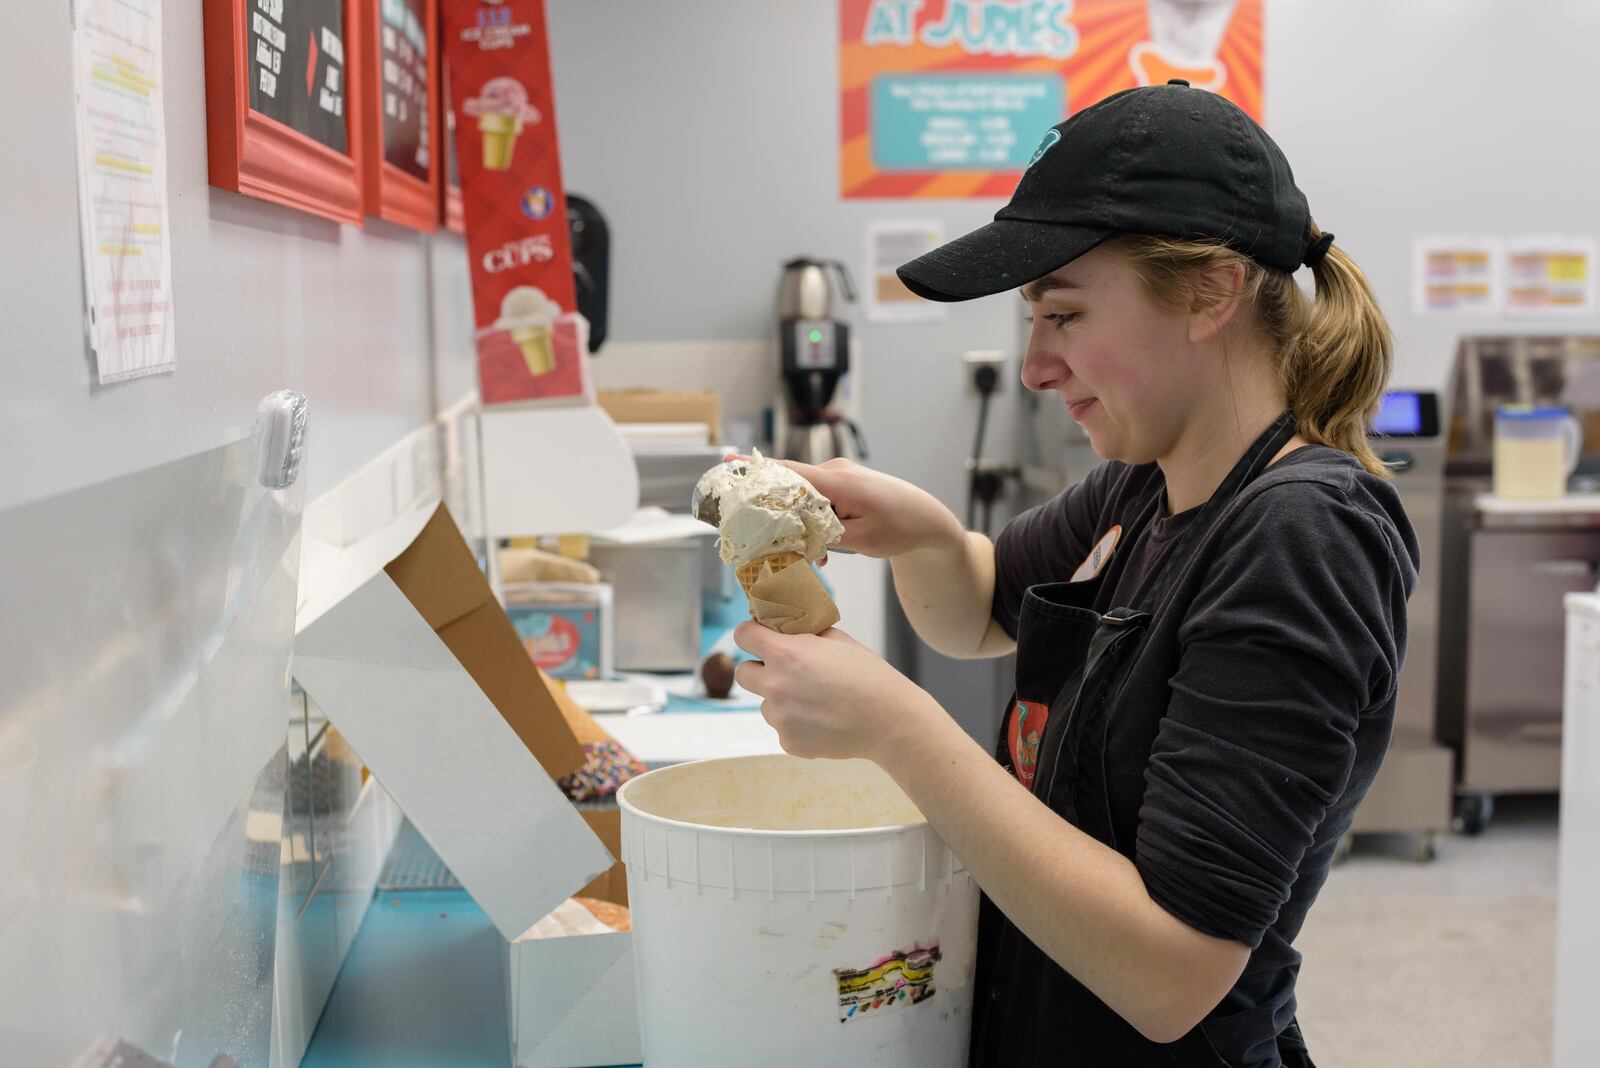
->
[1134, 411, 1299, 618]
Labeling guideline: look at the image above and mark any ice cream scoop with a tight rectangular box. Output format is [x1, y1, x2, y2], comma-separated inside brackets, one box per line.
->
[693, 460, 856, 555]
[693, 452, 846, 634]
[463, 77, 542, 171]
[1145, 0, 1238, 59]
[692, 452, 844, 567]
[1130, 0, 1235, 90]
[464, 77, 542, 122]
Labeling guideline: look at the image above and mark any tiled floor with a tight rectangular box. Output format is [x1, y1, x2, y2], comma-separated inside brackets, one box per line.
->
[1295, 797, 1558, 1068]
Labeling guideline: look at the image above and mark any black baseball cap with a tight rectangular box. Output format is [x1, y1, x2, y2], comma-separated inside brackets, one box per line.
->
[897, 80, 1316, 302]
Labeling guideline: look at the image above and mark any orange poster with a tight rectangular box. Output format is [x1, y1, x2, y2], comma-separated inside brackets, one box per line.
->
[840, 0, 1263, 198]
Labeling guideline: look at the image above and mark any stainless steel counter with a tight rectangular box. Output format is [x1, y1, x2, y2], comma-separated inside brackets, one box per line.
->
[1436, 337, 1600, 832]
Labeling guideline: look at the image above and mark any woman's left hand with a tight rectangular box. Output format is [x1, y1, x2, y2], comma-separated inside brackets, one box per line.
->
[733, 622, 938, 762]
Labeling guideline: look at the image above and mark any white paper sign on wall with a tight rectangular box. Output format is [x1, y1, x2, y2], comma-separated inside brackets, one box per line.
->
[864, 220, 946, 323]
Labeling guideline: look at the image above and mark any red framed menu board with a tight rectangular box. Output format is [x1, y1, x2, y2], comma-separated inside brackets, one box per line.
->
[353, 0, 441, 230]
[203, 0, 366, 225]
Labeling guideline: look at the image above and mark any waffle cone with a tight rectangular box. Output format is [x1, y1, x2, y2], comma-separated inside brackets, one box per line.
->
[736, 551, 806, 596]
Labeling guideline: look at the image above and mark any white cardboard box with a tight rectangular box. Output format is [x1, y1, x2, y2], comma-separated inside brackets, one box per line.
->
[507, 917, 639, 1067]
[293, 501, 642, 1066]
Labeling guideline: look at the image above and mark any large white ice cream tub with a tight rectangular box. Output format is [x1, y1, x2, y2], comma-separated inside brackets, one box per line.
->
[617, 754, 980, 1067]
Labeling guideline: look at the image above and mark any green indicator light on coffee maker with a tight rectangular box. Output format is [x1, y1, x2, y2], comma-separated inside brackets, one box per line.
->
[809, 329, 823, 343]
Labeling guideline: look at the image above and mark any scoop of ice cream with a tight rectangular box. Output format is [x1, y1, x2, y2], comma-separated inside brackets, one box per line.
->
[694, 451, 844, 567]
[1145, 0, 1237, 59]
[494, 285, 560, 330]
[464, 76, 541, 122]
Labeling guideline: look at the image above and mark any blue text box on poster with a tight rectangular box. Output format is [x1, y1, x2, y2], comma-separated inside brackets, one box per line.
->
[870, 74, 1065, 171]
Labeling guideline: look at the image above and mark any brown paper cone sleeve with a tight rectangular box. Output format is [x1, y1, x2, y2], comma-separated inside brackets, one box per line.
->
[739, 553, 840, 635]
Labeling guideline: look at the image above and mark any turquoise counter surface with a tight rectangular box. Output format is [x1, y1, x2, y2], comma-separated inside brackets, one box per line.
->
[302, 851, 641, 1068]
[301, 888, 513, 1068]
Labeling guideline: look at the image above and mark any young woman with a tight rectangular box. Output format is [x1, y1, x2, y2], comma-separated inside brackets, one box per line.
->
[732, 81, 1417, 1067]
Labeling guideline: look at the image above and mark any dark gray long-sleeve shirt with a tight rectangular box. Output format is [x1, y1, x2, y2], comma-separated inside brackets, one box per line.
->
[989, 445, 1419, 1066]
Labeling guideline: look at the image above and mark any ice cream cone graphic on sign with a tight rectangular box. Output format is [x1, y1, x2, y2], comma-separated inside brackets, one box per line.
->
[512, 325, 552, 373]
[493, 286, 560, 376]
[464, 77, 542, 171]
[1130, 0, 1237, 91]
[477, 113, 522, 170]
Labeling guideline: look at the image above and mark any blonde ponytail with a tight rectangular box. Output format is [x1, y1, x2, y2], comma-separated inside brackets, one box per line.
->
[1111, 226, 1395, 477]
[1282, 226, 1393, 475]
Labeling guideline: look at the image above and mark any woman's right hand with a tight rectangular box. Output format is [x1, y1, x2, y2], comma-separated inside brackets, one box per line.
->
[725, 454, 964, 560]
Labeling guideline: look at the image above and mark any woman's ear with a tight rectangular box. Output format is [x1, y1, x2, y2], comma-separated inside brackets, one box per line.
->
[1187, 261, 1245, 344]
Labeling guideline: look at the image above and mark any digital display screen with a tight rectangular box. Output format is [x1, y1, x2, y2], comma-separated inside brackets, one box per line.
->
[1373, 391, 1423, 436]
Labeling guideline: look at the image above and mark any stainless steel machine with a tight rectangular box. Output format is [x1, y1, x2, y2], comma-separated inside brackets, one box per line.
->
[1437, 337, 1600, 833]
[774, 257, 867, 465]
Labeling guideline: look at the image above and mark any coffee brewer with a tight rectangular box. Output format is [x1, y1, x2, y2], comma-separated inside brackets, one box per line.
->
[775, 257, 867, 465]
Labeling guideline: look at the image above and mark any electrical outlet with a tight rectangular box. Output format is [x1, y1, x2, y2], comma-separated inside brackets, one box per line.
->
[963, 350, 1006, 396]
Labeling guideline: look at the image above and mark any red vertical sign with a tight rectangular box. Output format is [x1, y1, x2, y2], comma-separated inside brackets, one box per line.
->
[441, 0, 589, 406]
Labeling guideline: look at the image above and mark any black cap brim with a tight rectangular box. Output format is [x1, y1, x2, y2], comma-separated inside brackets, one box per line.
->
[896, 219, 1115, 303]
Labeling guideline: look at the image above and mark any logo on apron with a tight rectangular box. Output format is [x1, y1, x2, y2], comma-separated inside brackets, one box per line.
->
[1007, 699, 1050, 789]
[1070, 524, 1122, 583]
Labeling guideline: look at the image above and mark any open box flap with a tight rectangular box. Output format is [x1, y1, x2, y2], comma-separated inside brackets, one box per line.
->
[293, 502, 610, 941]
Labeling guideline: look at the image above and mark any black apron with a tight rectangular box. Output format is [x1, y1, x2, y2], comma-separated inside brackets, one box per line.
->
[969, 414, 1315, 1068]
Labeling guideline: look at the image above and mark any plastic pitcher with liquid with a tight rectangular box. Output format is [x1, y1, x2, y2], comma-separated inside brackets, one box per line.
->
[1493, 405, 1582, 499]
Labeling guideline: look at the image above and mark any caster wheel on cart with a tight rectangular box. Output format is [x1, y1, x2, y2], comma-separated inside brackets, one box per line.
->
[1414, 832, 1438, 863]
[1454, 793, 1494, 837]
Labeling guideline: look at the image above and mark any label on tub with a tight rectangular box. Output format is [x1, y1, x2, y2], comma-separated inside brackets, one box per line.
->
[835, 945, 942, 1023]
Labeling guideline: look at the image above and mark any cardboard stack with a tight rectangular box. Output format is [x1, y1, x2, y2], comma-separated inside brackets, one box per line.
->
[597, 388, 722, 445]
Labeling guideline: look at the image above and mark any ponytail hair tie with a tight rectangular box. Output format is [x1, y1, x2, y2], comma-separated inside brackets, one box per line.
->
[1303, 231, 1335, 269]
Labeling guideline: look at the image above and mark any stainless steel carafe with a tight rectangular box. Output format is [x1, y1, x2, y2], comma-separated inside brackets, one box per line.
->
[777, 257, 855, 320]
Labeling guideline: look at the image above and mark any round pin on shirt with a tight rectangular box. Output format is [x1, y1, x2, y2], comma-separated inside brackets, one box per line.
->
[1070, 525, 1122, 583]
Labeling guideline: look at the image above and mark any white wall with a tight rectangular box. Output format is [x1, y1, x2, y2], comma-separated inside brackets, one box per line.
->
[545, 0, 1600, 473]
[544, 0, 1018, 515]
[1268, 0, 1600, 391]
[0, 2, 471, 514]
